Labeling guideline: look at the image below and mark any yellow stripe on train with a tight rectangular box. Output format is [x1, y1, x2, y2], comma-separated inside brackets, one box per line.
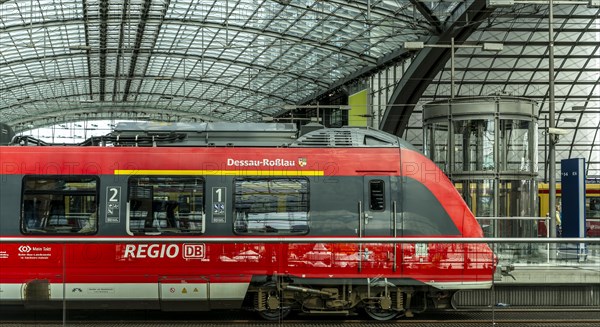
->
[114, 169, 325, 176]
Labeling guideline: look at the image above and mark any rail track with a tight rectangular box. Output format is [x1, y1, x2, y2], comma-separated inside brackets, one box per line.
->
[1, 307, 599, 326]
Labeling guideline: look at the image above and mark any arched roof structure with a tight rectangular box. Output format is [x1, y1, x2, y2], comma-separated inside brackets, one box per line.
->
[1, 0, 433, 128]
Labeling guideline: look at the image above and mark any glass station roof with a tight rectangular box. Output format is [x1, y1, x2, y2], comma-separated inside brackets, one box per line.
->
[1, 0, 433, 126]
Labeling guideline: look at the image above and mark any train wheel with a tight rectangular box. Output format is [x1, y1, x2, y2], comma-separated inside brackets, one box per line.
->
[258, 307, 291, 321]
[255, 283, 291, 321]
[364, 306, 398, 321]
[363, 283, 399, 321]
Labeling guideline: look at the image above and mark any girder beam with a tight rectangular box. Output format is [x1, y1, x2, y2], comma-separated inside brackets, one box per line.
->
[381, 0, 495, 136]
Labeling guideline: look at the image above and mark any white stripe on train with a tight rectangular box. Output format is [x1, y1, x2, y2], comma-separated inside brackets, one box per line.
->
[0, 281, 492, 301]
[0, 282, 249, 301]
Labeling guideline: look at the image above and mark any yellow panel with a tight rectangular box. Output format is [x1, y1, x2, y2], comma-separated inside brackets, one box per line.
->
[114, 169, 324, 176]
[348, 89, 369, 127]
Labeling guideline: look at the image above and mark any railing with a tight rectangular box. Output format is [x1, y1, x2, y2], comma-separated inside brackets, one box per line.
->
[1, 236, 599, 243]
[475, 216, 600, 263]
[1, 236, 598, 326]
[476, 216, 550, 238]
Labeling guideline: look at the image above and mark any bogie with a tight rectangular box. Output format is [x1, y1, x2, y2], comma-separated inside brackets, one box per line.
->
[249, 278, 438, 320]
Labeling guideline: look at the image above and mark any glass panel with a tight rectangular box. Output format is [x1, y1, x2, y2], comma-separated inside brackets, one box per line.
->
[587, 197, 600, 237]
[494, 241, 580, 265]
[329, 108, 345, 127]
[21, 176, 98, 234]
[424, 122, 449, 171]
[500, 120, 534, 172]
[234, 178, 309, 235]
[453, 119, 495, 172]
[455, 180, 496, 238]
[498, 180, 537, 238]
[128, 176, 204, 235]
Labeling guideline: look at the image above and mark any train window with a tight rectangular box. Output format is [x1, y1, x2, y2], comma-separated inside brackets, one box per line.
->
[233, 178, 309, 235]
[369, 180, 385, 211]
[21, 176, 98, 234]
[128, 176, 204, 235]
[587, 197, 600, 218]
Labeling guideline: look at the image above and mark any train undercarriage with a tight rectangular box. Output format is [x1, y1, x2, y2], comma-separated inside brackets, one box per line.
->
[12, 276, 454, 321]
[248, 278, 453, 320]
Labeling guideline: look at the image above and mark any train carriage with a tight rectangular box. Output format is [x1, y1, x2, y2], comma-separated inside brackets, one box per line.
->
[538, 182, 600, 237]
[0, 122, 495, 320]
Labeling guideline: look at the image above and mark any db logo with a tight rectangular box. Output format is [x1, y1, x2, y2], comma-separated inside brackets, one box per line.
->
[183, 244, 205, 259]
[18, 245, 32, 253]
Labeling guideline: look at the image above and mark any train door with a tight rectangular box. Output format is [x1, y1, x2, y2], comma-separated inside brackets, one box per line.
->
[359, 177, 394, 273]
[362, 177, 391, 236]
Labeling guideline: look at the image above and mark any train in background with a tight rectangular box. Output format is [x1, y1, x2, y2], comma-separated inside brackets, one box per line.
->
[0, 122, 495, 320]
[538, 182, 600, 237]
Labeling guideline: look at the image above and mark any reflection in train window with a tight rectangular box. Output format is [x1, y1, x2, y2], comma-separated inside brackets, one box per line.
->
[128, 176, 204, 235]
[233, 178, 309, 235]
[21, 176, 98, 234]
[587, 197, 600, 218]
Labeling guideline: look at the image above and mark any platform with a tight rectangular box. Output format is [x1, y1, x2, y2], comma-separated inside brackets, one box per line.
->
[454, 243, 600, 308]
[494, 243, 600, 284]
[496, 264, 600, 284]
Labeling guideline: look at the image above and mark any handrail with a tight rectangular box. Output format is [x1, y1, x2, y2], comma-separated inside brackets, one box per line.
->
[1, 236, 599, 244]
[476, 216, 600, 221]
[476, 216, 549, 220]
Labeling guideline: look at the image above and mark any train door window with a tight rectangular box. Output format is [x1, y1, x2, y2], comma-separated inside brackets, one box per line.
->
[369, 180, 385, 211]
[588, 197, 600, 237]
[233, 178, 309, 235]
[21, 176, 98, 234]
[588, 198, 600, 218]
[128, 176, 204, 235]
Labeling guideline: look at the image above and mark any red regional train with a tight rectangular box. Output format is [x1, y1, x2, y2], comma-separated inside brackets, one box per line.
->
[0, 122, 495, 320]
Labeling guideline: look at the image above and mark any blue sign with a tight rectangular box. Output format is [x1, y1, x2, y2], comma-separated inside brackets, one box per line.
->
[560, 158, 586, 238]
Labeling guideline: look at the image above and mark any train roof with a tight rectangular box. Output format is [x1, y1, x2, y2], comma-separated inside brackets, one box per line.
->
[10, 122, 417, 150]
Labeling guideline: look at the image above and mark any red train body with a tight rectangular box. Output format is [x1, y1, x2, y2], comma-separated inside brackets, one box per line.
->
[0, 123, 495, 320]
